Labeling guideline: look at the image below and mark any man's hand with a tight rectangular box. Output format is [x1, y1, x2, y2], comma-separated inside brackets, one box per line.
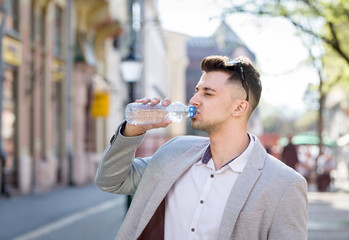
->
[123, 97, 172, 137]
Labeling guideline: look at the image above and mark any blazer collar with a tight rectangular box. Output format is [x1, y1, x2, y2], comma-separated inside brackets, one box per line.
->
[218, 136, 267, 239]
[135, 141, 209, 237]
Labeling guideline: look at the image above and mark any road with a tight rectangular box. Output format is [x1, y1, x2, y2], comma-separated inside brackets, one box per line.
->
[0, 185, 126, 240]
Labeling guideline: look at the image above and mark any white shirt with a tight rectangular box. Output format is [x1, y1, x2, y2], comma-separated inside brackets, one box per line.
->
[165, 134, 255, 240]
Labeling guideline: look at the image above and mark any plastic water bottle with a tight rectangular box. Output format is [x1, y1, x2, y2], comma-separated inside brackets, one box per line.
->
[125, 102, 196, 125]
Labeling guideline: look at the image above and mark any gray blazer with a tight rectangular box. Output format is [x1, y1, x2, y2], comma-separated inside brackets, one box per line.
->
[96, 123, 308, 240]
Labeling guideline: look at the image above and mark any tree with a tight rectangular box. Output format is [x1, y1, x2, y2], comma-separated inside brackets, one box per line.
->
[220, 0, 349, 66]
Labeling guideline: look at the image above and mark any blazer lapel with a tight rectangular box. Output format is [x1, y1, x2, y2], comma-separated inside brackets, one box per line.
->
[218, 138, 266, 240]
[135, 143, 209, 237]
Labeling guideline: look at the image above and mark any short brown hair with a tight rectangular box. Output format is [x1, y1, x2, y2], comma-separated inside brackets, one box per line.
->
[200, 55, 262, 114]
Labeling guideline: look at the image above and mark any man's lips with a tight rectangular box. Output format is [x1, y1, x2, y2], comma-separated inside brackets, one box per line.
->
[191, 110, 199, 119]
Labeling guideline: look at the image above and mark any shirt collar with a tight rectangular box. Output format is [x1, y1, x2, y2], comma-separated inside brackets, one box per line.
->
[198, 133, 255, 172]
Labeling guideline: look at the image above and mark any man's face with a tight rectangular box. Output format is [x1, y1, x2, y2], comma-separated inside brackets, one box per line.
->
[189, 71, 241, 134]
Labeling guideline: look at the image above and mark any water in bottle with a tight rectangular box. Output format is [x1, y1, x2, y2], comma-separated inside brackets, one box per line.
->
[125, 102, 196, 125]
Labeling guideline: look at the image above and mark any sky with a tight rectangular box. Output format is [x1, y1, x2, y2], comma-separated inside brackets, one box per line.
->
[157, 0, 319, 116]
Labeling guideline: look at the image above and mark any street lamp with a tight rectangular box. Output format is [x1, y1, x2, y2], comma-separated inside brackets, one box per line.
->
[120, 46, 142, 210]
[120, 46, 143, 102]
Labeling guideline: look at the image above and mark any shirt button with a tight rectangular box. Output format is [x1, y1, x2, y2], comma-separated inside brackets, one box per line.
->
[200, 200, 204, 204]
[210, 174, 214, 178]
[191, 228, 195, 232]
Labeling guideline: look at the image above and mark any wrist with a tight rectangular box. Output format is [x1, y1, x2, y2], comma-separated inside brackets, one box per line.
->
[123, 123, 146, 137]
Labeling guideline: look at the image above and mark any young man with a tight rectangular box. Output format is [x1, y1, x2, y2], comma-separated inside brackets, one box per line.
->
[95, 55, 308, 240]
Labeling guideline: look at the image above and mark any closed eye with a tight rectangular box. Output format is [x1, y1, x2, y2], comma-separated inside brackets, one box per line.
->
[194, 87, 216, 96]
[193, 91, 213, 96]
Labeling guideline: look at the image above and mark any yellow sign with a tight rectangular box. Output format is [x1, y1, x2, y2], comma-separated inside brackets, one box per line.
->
[53, 59, 65, 81]
[91, 92, 109, 117]
[3, 36, 22, 66]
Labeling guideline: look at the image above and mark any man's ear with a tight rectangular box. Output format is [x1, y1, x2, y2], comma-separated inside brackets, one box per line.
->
[232, 100, 249, 117]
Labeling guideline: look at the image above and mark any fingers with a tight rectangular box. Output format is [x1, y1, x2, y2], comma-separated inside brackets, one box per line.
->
[141, 120, 172, 132]
[135, 97, 151, 104]
[157, 119, 172, 127]
[125, 119, 172, 137]
[150, 98, 161, 106]
[135, 97, 172, 106]
[124, 98, 173, 136]
[161, 98, 171, 106]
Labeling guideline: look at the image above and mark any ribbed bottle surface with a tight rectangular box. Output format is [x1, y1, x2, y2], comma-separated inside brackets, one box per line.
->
[125, 102, 196, 125]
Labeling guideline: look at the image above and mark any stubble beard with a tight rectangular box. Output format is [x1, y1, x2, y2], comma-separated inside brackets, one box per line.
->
[191, 118, 223, 134]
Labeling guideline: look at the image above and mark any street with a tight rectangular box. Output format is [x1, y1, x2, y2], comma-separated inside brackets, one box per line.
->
[0, 183, 349, 240]
[0, 185, 126, 240]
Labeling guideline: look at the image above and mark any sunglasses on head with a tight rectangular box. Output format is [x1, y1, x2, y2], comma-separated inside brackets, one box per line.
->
[226, 59, 249, 102]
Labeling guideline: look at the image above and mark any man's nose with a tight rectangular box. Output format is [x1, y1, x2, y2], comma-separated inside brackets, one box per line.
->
[189, 93, 199, 106]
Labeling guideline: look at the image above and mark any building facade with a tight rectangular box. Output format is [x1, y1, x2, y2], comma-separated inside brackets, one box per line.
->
[0, 0, 186, 196]
[0, 0, 123, 196]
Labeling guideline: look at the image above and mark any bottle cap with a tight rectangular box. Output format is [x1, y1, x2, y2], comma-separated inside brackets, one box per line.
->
[189, 106, 196, 118]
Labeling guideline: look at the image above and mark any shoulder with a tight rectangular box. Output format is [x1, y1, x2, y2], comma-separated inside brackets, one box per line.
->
[144, 135, 209, 171]
[263, 154, 306, 187]
[252, 136, 304, 183]
[161, 135, 209, 148]
[154, 135, 208, 155]
[252, 153, 307, 211]
[153, 136, 210, 158]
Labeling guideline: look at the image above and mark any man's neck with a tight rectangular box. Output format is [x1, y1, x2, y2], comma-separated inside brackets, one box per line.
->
[209, 128, 250, 170]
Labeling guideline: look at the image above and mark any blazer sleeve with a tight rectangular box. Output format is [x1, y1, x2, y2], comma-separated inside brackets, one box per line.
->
[268, 176, 308, 240]
[95, 122, 151, 195]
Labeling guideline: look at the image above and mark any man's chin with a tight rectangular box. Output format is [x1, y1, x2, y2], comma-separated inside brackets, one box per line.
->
[191, 121, 203, 131]
[190, 121, 198, 130]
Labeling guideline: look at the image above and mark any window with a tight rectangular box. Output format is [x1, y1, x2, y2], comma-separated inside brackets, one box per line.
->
[4, 0, 19, 31]
[54, 6, 63, 57]
[40, 7, 46, 47]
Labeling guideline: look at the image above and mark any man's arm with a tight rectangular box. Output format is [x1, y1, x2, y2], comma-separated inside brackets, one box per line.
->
[268, 176, 308, 240]
[95, 97, 173, 195]
[95, 122, 150, 195]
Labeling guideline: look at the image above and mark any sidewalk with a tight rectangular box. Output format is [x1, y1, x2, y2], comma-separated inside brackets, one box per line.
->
[308, 172, 349, 240]
[308, 191, 349, 240]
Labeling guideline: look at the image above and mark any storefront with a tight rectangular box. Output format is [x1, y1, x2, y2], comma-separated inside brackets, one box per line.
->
[1, 35, 22, 194]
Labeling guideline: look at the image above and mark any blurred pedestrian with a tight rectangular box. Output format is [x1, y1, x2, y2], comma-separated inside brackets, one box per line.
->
[317, 151, 336, 192]
[281, 134, 300, 170]
[297, 149, 314, 183]
[96, 55, 308, 239]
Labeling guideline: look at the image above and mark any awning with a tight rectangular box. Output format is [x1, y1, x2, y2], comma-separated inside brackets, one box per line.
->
[278, 132, 337, 147]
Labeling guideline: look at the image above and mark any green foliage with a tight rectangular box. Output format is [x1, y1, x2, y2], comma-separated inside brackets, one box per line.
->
[222, 0, 349, 97]
[223, 0, 349, 65]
